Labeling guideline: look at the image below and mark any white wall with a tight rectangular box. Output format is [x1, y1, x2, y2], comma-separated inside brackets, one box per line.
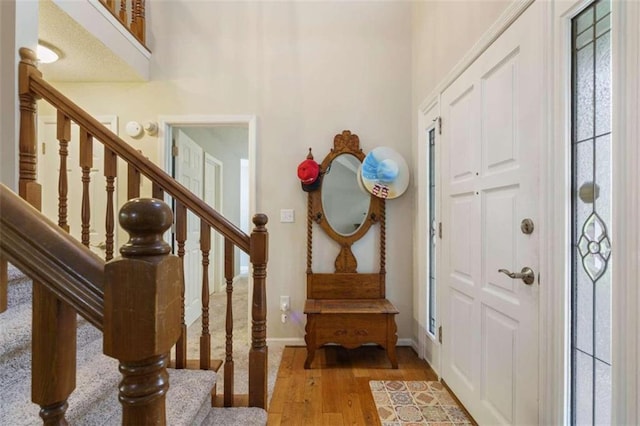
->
[1, 1, 38, 190]
[49, 1, 413, 341]
[411, 0, 511, 366]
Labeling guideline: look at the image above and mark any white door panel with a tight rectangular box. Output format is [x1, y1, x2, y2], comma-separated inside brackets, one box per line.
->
[175, 130, 204, 327]
[441, 3, 541, 425]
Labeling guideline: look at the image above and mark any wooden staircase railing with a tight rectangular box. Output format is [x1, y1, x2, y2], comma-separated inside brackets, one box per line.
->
[99, 0, 147, 46]
[8, 46, 270, 416]
[0, 184, 183, 423]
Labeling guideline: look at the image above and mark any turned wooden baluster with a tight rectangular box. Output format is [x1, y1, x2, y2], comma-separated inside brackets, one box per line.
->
[249, 214, 268, 409]
[118, 0, 127, 23]
[20, 48, 77, 425]
[200, 220, 211, 370]
[152, 182, 164, 200]
[104, 198, 181, 425]
[130, 0, 146, 43]
[56, 111, 70, 233]
[79, 129, 93, 248]
[104, 148, 117, 261]
[223, 238, 235, 407]
[174, 201, 187, 369]
[127, 163, 140, 200]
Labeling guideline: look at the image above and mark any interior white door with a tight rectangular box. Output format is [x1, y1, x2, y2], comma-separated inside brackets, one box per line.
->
[38, 116, 117, 259]
[204, 153, 224, 293]
[439, 4, 542, 425]
[174, 130, 204, 327]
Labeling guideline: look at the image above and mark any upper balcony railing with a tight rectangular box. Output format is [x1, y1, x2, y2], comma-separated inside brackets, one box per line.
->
[99, 0, 146, 46]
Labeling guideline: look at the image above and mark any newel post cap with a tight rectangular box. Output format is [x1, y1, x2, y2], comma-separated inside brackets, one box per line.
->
[119, 198, 172, 257]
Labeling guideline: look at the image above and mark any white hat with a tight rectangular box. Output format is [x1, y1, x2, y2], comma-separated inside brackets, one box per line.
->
[360, 147, 409, 199]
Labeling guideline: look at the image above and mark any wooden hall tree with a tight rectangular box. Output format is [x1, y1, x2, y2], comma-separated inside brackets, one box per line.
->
[303, 130, 398, 369]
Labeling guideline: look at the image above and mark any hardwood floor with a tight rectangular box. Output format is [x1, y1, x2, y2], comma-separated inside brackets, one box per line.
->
[267, 346, 438, 425]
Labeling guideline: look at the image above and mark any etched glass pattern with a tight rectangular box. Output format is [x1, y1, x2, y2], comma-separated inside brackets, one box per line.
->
[428, 128, 436, 335]
[571, 1, 612, 424]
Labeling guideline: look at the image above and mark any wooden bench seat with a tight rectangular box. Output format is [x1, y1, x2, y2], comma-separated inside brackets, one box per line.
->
[304, 298, 398, 369]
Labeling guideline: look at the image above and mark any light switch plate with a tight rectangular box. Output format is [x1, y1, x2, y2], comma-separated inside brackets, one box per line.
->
[280, 209, 295, 223]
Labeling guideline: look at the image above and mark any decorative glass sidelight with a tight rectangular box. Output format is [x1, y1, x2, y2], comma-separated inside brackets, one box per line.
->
[428, 128, 436, 336]
[571, 0, 612, 425]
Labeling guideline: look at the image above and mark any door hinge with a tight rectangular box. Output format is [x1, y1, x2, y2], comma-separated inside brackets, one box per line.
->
[438, 222, 442, 239]
[42, 142, 46, 155]
[172, 144, 179, 157]
[438, 325, 443, 343]
[438, 117, 442, 135]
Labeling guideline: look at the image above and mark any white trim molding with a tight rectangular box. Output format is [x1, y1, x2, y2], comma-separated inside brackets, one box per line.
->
[612, 1, 640, 424]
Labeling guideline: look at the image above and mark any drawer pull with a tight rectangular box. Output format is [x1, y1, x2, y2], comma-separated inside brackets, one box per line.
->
[334, 329, 348, 336]
[354, 329, 369, 336]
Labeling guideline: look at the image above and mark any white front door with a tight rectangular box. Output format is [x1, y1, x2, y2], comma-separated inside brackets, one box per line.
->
[38, 116, 117, 259]
[174, 130, 204, 326]
[440, 3, 542, 425]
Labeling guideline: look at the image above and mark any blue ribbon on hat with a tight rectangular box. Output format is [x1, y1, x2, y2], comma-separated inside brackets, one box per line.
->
[362, 153, 399, 184]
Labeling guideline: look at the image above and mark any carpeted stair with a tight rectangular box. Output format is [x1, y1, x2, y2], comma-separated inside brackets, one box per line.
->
[0, 265, 267, 425]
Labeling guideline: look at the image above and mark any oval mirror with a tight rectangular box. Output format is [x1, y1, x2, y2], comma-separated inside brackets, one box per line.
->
[321, 153, 371, 236]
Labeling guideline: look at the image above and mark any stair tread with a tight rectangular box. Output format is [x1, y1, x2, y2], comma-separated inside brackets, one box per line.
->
[0, 276, 262, 426]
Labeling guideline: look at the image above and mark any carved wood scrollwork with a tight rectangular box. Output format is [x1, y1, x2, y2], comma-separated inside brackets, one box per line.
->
[306, 130, 383, 274]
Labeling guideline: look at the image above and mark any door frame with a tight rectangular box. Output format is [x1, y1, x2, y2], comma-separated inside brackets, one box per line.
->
[159, 115, 257, 336]
[416, 98, 441, 375]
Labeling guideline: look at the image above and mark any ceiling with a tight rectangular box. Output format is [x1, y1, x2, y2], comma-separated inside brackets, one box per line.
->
[38, 0, 144, 82]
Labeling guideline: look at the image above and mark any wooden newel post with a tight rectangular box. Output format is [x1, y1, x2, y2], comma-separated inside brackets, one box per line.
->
[104, 198, 181, 425]
[20, 47, 77, 426]
[248, 214, 268, 409]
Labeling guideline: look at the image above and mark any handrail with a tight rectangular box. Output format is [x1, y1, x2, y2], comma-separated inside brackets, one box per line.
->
[0, 184, 105, 329]
[20, 49, 250, 253]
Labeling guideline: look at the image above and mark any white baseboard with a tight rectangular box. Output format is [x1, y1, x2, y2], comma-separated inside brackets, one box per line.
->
[266, 337, 417, 347]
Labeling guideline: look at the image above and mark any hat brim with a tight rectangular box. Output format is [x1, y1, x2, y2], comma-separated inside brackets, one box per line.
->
[301, 178, 321, 192]
[360, 147, 409, 199]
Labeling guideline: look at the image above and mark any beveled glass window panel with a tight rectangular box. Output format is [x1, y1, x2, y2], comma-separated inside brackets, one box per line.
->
[595, 0, 610, 19]
[576, 8, 594, 33]
[575, 262, 594, 354]
[576, 27, 594, 50]
[595, 14, 611, 38]
[571, 1, 612, 424]
[428, 128, 436, 335]
[576, 43, 594, 142]
[595, 32, 612, 136]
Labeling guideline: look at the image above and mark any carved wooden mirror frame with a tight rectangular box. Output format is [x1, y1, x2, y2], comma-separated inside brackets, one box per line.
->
[306, 130, 385, 275]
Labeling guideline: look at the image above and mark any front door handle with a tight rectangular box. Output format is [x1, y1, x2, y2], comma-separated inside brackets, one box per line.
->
[498, 267, 535, 285]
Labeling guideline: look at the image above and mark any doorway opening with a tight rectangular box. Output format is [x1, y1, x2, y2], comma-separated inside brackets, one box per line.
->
[161, 116, 256, 333]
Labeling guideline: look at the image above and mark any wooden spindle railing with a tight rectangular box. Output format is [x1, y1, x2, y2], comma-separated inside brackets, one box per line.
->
[200, 221, 211, 370]
[224, 238, 235, 407]
[174, 202, 188, 370]
[99, 0, 147, 46]
[127, 164, 140, 199]
[57, 111, 71, 233]
[80, 129, 93, 248]
[104, 148, 117, 261]
[16, 47, 270, 413]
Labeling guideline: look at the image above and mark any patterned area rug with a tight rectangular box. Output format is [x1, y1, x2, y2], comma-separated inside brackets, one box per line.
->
[369, 380, 472, 425]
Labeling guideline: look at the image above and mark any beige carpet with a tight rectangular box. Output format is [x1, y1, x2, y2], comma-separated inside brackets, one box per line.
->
[185, 276, 284, 402]
[370, 380, 472, 425]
